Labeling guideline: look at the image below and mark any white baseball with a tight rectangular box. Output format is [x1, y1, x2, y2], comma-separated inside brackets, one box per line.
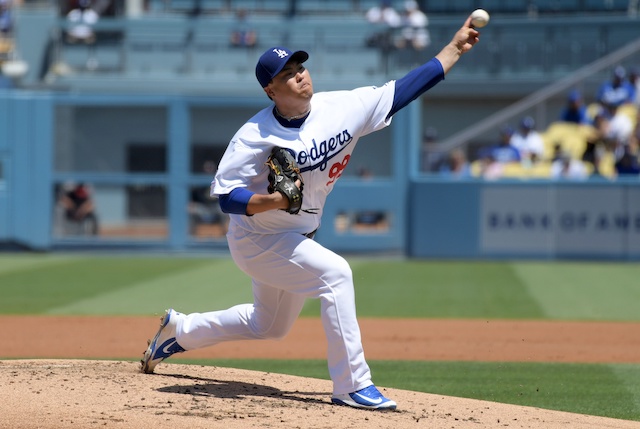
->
[470, 9, 490, 28]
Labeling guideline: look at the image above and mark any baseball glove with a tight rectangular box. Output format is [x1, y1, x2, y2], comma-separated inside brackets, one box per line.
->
[266, 147, 304, 215]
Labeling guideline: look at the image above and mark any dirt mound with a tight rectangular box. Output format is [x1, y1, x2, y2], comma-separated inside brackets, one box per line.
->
[2, 360, 639, 429]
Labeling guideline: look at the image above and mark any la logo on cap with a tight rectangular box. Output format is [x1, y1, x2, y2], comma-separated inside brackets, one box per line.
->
[273, 49, 289, 58]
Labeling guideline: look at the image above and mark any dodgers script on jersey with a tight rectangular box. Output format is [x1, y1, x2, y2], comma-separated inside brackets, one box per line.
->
[212, 82, 396, 235]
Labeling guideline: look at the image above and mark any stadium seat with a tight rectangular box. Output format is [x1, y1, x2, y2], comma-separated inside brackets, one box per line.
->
[295, 0, 354, 14]
[534, 0, 580, 14]
[125, 21, 189, 74]
[423, 0, 474, 14]
[597, 150, 617, 178]
[618, 103, 639, 127]
[320, 49, 382, 77]
[496, 24, 547, 74]
[500, 161, 552, 179]
[542, 122, 593, 161]
[583, 0, 629, 12]
[58, 45, 89, 72]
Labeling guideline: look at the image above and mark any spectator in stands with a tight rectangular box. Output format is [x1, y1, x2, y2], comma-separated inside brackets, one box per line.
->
[474, 150, 503, 180]
[550, 151, 588, 180]
[65, 0, 99, 44]
[366, 0, 401, 27]
[230, 8, 258, 49]
[614, 145, 640, 176]
[58, 182, 99, 235]
[396, 0, 430, 51]
[365, 0, 401, 50]
[595, 65, 635, 108]
[510, 116, 545, 164]
[559, 89, 590, 125]
[419, 126, 438, 172]
[486, 126, 521, 164]
[601, 96, 634, 152]
[629, 67, 640, 105]
[439, 148, 471, 178]
[285, 0, 298, 18]
[0, 0, 13, 36]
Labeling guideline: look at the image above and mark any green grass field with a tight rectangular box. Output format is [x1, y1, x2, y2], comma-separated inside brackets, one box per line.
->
[2, 254, 640, 420]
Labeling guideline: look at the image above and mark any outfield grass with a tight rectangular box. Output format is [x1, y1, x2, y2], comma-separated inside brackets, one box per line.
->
[2, 255, 639, 321]
[2, 254, 640, 420]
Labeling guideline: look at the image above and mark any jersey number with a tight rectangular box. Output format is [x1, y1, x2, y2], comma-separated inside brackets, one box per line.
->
[326, 154, 351, 186]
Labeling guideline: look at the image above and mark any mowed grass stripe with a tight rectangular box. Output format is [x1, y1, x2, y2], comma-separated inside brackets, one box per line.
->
[170, 358, 640, 421]
[3, 256, 640, 321]
[0, 257, 212, 314]
[0, 254, 76, 275]
[47, 260, 253, 315]
[302, 260, 545, 318]
[514, 262, 640, 321]
[611, 364, 640, 418]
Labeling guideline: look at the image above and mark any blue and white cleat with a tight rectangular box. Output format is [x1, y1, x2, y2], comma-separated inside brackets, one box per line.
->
[331, 385, 397, 410]
[140, 309, 185, 374]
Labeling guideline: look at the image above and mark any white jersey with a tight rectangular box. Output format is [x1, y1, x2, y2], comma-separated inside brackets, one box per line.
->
[212, 82, 396, 235]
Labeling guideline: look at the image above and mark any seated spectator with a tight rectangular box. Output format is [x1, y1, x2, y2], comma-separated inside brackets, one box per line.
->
[189, 186, 223, 232]
[615, 145, 640, 176]
[365, 0, 401, 50]
[559, 89, 590, 125]
[595, 66, 635, 108]
[396, 0, 430, 51]
[486, 126, 521, 164]
[600, 96, 634, 156]
[59, 182, 99, 235]
[510, 116, 545, 164]
[550, 151, 588, 180]
[473, 150, 503, 180]
[439, 148, 471, 178]
[628, 67, 639, 105]
[229, 9, 257, 49]
[0, 0, 12, 37]
[366, 0, 401, 26]
[66, 0, 99, 44]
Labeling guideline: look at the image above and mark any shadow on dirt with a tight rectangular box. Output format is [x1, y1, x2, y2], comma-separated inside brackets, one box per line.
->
[156, 372, 330, 406]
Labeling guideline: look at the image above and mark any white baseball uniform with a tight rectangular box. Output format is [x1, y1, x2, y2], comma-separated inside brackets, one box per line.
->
[172, 83, 395, 395]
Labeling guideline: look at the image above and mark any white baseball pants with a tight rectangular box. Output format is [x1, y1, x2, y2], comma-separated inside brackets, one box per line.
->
[174, 222, 372, 395]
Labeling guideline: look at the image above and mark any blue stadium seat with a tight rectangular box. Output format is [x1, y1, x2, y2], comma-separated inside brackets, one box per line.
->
[296, 0, 355, 14]
[560, 25, 607, 67]
[232, 0, 261, 12]
[255, 0, 288, 14]
[59, 43, 94, 71]
[492, 24, 549, 75]
[189, 21, 239, 73]
[125, 21, 189, 74]
[498, 0, 529, 13]
[422, 0, 459, 14]
[583, 0, 629, 11]
[606, 25, 640, 51]
[318, 49, 382, 77]
[92, 42, 123, 71]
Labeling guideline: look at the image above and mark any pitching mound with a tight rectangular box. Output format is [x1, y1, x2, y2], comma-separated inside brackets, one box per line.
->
[2, 360, 639, 429]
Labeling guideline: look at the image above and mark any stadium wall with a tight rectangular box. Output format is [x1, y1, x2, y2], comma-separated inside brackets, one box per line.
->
[409, 179, 640, 260]
[1, 91, 639, 260]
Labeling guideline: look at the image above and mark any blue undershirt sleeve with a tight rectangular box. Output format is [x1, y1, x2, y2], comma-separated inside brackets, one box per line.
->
[387, 58, 445, 120]
[218, 187, 254, 215]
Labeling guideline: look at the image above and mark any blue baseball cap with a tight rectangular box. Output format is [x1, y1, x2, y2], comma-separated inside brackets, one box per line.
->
[520, 116, 535, 129]
[255, 47, 309, 88]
